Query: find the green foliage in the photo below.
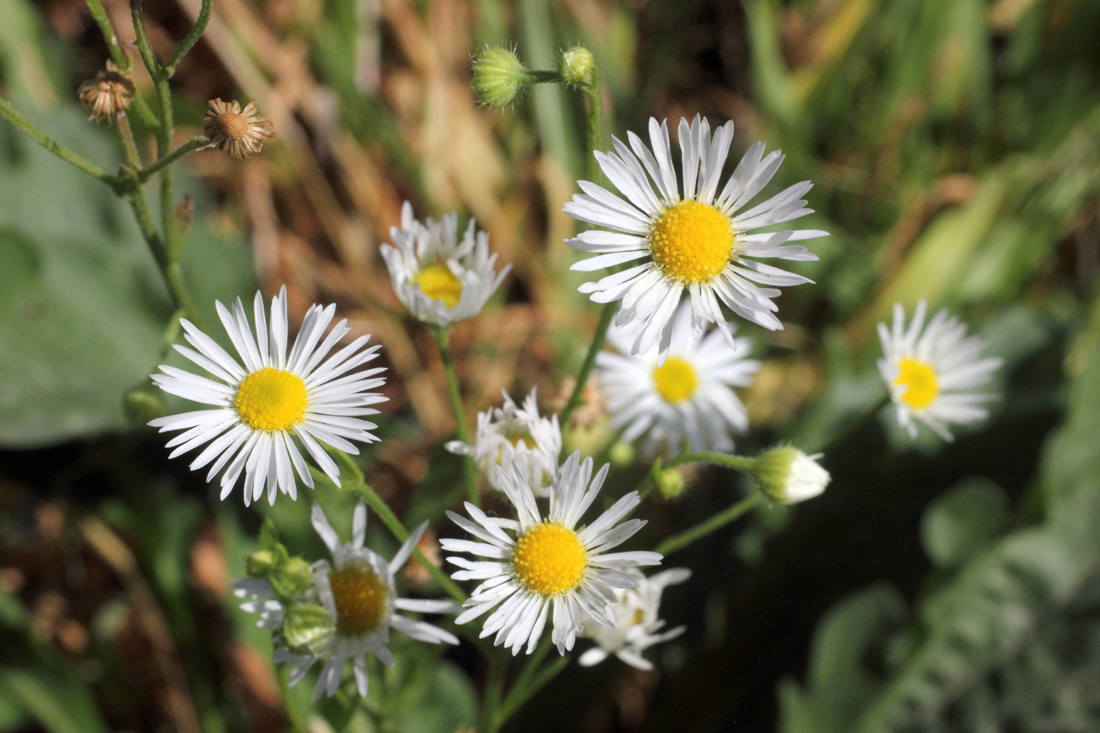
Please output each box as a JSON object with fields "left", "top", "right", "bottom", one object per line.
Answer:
{"left": 920, "top": 479, "right": 1008, "bottom": 569}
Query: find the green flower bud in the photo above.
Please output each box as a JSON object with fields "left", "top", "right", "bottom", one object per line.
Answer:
{"left": 609, "top": 441, "right": 635, "bottom": 467}
{"left": 124, "top": 384, "right": 166, "bottom": 424}
{"left": 282, "top": 602, "right": 335, "bottom": 656}
{"left": 752, "top": 446, "right": 830, "bottom": 504}
{"left": 558, "top": 46, "right": 595, "bottom": 86}
{"left": 472, "top": 46, "right": 529, "bottom": 108}
{"left": 246, "top": 550, "right": 276, "bottom": 576}
{"left": 656, "top": 467, "right": 686, "bottom": 499}
{"left": 270, "top": 556, "right": 314, "bottom": 600}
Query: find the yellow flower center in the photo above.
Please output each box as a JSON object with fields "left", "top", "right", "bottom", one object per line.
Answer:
{"left": 234, "top": 367, "right": 308, "bottom": 431}
{"left": 652, "top": 356, "right": 699, "bottom": 404}
{"left": 512, "top": 522, "right": 587, "bottom": 597}
{"left": 894, "top": 357, "right": 940, "bottom": 410}
{"left": 496, "top": 431, "right": 535, "bottom": 465}
{"left": 412, "top": 263, "right": 463, "bottom": 308}
{"left": 649, "top": 200, "right": 734, "bottom": 284}
{"left": 327, "top": 566, "right": 389, "bottom": 635}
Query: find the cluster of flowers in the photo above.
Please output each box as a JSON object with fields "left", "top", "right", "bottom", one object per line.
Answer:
{"left": 148, "top": 117, "right": 1000, "bottom": 699}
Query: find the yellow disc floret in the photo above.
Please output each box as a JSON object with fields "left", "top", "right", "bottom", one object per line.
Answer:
{"left": 894, "top": 357, "right": 939, "bottom": 410}
{"left": 412, "top": 263, "right": 463, "bottom": 308}
{"left": 234, "top": 367, "right": 308, "bottom": 431}
{"left": 512, "top": 522, "right": 587, "bottom": 597}
{"left": 652, "top": 356, "right": 699, "bottom": 404}
{"left": 649, "top": 200, "right": 735, "bottom": 284}
{"left": 496, "top": 431, "right": 535, "bottom": 465}
{"left": 327, "top": 566, "right": 389, "bottom": 635}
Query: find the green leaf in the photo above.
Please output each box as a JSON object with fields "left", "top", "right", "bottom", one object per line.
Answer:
{"left": 921, "top": 478, "right": 1008, "bottom": 568}
{"left": 0, "top": 668, "right": 108, "bottom": 733}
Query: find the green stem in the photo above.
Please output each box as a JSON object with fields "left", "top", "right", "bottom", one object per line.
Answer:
{"left": 638, "top": 451, "right": 757, "bottom": 501}
{"left": 581, "top": 71, "right": 603, "bottom": 184}
{"left": 129, "top": 0, "right": 161, "bottom": 79}
{"left": 278, "top": 667, "right": 309, "bottom": 733}
{"left": 84, "top": 0, "right": 127, "bottom": 69}
{"left": 654, "top": 492, "right": 764, "bottom": 557}
{"left": 138, "top": 136, "right": 208, "bottom": 182}
{"left": 812, "top": 393, "right": 891, "bottom": 454}
{"left": 525, "top": 69, "right": 566, "bottom": 85}
{"left": 495, "top": 654, "right": 569, "bottom": 728}
{"left": 477, "top": 653, "right": 508, "bottom": 733}
{"left": 165, "top": 0, "right": 213, "bottom": 75}
{"left": 560, "top": 301, "right": 615, "bottom": 427}
{"left": 0, "top": 97, "right": 120, "bottom": 190}
{"left": 115, "top": 112, "right": 144, "bottom": 171}
{"left": 432, "top": 326, "right": 481, "bottom": 508}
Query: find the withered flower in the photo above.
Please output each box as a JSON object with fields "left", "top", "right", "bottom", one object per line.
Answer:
{"left": 77, "top": 62, "right": 134, "bottom": 123}
{"left": 203, "top": 99, "right": 275, "bottom": 159}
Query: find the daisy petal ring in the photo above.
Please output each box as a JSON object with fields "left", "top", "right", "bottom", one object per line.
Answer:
{"left": 149, "top": 287, "right": 387, "bottom": 505}
{"left": 564, "top": 115, "right": 827, "bottom": 361}
{"left": 441, "top": 451, "right": 662, "bottom": 655}
{"left": 877, "top": 300, "right": 1002, "bottom": 441}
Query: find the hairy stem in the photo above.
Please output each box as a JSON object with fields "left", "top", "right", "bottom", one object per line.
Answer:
{"left": 165, "top": 0, "right": 213, "bottom": 74}
{"left": 0, "top": 97, "right": 119, "bottom": 190}
{"left": 138, "top": 136, "right": 208, "bottom": 182}
{"left": 654, "top": 492, "right": 764, "bottom": 556}
{"left": 560, "top": 301, "right": 615, "bottom": 427}
{"left": 432, "top": 326, "right": 481, "bottom": 508}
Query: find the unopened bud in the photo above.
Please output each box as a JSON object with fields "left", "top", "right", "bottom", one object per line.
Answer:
{"left": 753, "top": 446, "right": 830, "bottom": 504}
{"left": 282, "top": 602, "right": 335, "bottom": 656}
{"left": 656, "top": 467, "right": 686, "bottom": 499}
{"left": 126, "top": 384, "right": 167, "bottom": 424}
{"left": 270, "top": 556, "right": 314, "bottom": 600}
{"left": 558, "top": 46, "right": 595, "bottom": 86}
{"left": 471, "top": 46, "right": 530, "bottom": 108}
{"left": 246, "top": 550, "right": 276, "bottom": 576}
{"left": 609, "top": 441, "right": 635, "bottom": 467}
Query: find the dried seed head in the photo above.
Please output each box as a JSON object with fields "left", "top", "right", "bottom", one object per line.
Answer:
{"left": 203, "top": 99, "right": 275, "bottom": 159}
{"left": 77, "top": 62, "right": 134, "bottom": 123}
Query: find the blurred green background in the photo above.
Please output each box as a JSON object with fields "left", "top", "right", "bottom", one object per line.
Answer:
{"left": 2, "top": 0, "right": 1100, "bottom": 730}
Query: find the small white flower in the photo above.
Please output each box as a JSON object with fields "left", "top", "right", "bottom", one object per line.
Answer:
{"left": 233, "top": 502, "right": 459, "bottom": 702}
{"left": 445, "top": 388, "right": 562, "bottom": 496}
{"left": 381, "top": 201, "right": 511, "bottom": 326}
{"left": 564, "top": 115, "right": 827, "bottom": 363}
{"left": 753, "top": 446, "right": 830, "bottom": 504}
{"left": 597, "top": 301, "right": 759, "bottom": 460}
{"left": 149, "top": 287, "right": 386, "bottom": 506}
{"left": 578, "top": 568, "right": 691, "bottom": 671}
{"left": 877, "top": 300, "right": 1002, "bottom": 441}
{"left": 441, "top": 451, "right": 662, "bottom": 656}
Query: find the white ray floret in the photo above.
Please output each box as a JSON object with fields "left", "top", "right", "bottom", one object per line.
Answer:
{"left": 445, "top": 388, "right": 562, "bottom": 496}
{"left": 381, "top": 201, "right": 511, "bottom": 326}
{"left": 564, "top": 115, "right": 827, "bottom": 363}
{"left": 149, "top": 286, "right": 387, "bottom": 505}
{"left": 578, "top": 567, "right": 691, "bottom": 671}
{"left": 597, "top": 301, "right": 759, "bottom": 459}
{"left": 442, "top": 451, "right": 662, "bottom": 656}
{"left": 233, "top": 501, "right": 458, "bottom": 701}
{"left": 877, "top": 300, "right": 1002, "bottom": 441}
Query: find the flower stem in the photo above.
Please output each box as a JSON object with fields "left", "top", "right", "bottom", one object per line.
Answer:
{"left": 116, "top": 112, "right": 144, "bottom": 170}
{"left": 560, "top": 301, "right": 616, "bottom": 427}
{"left": 580, "top": 69, "right": 603, "bottom": 184}
{"left": 165, "top": 0, "right": 213, "bottom": 75}
{"left": 84, "top": 0, "right": 128, "bottom": 70}
{"left": 477, "top": 652, "right": 508, "bottom": 733}
{"left": 654, "top": 492, "right": 764, "bottom": 557}
{"left": 0, "top": 97, "right": 120, "bottom": 191}
{"left": 138, "top": 136, "right": 208, "bottom": 182}
{"left": 811, "top": 393, "right": 891, "bottom": 454}
{"left": 494, "top": 653, "right": 569, "bottom": 728}
{"left": 278, "top": 667, "right": 309, "bottom": 733}
{"left": 432, "top": 326, "right": 481, "bottom": 508}
{"left": 637, "top": 451, "right": 757, "bottom": 501}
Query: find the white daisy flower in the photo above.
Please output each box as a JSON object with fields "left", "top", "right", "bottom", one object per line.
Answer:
{"left": 233, "top": 502, "right": 459, "bottom": 701}
{"left": 578, "top": 567, "right": 691, "bottom": 671}
{"left": 381, "top": 201, "right": 511, "bottom": 327}
{"left": 597, "top": 301, "right": 759, "bottom": 460}
{"left": 877, "top": 300, "right": 1002, "bottom": 441}
{"left": 148, "top": 286, "right": 387, "bottom": 506}
{"left": 441, "top": 451, "right": 662, "bottom": 656}
{"left": 445, "top": 388, "right": 562, "bottom": 496}
{"left": 564, "top": 115, "right": 827, "bottom": 362}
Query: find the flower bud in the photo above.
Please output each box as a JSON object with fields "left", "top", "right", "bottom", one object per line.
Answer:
{"left": 125, "top": 384, "right": 166, "bottom": 424}
{"left": 608, "top": 441, "right": 635, "bottom": 467}
{"left": 656, "top": 467, "right": 686, "bottom": 499}
{"left": 558, "top": 46, "right": 595, "bottom": 86}
{"left": 282, "top": 602, "right": 335, "bottom": 656}
{"left": 245, "top": 550, "right": 276, "bottom": 576}
{"left": 269, "top": 556, "right": 314, "bottom": 600}
{"left": 752, "top": 446, "right": 830, "bottom": 504}
{"left": 471, "top": 46, "right": 529, "bottom": 108}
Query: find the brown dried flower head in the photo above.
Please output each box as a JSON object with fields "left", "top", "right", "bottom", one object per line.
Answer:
{"left": 203, "top": 99, "right": 275, "bottom": 159}
{"left": 77, "top": 62, "right": 134, "bottom": 123}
